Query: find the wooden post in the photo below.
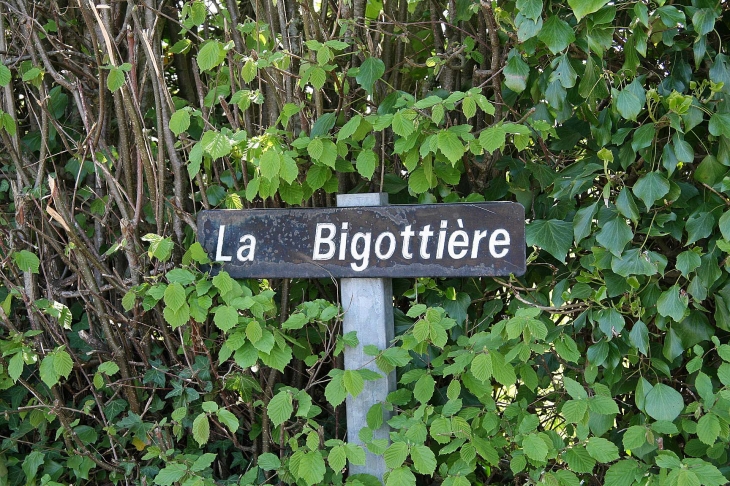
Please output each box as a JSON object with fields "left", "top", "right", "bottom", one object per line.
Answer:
{"left": 337, "top": 193, "right": 395, "bottom": 482}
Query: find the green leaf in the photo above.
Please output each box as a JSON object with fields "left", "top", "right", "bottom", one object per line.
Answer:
{"left": 169, "top": 109, "right": 191, "bottom": 136}
{"left": 356, "top": 149, "right": 377, "bottom": 179}
{"left": 307, "top": 138, "right": 323, "bottom": 161}
{"left": 657, "top": 285, "right": 688, "bottom": 321}
{"left": 564, "top": 446, "right": 596, "bottom": 473}
{"left": 538, "top": 16, "right": 575, "bottom": 54}
{"left": 413, "top": 373, "right": 435, "bottom": 403}
{"left": 8, "top": 353, "right": 23, "bottom": 382}
{"left": 709, "top": 113, "right": 730, "bottom": 138}
{"left": 213, "top": 305, "right": 239, "bottom": 332}
{"left": 392, "top": 111, "right": 415, "bottom": 138}
{"left": 596, "top": 218, "right": 633, "bottom": 257}
{"left": 633, "top": 172, "right": 670, "bottom": 210}
{"left": 676, "top": 250, "right": 702, "bottom": 277}
{"left": 471, "top": 353, "right": 492, "bottom": 383}
{"left": 562, "top": 399, "right": 588, "bottom": 423}
{"left": 164, "top": 282, "right": 186, "bottom": 311}
{"left": 325, "top": 373, "right": 347, "bottom": 407}
{"left": 693, "top": 8, "right": 717, "bottom": 36}
{"left": 260, "top": 149, "right": 281, "bottom": 180}
{"left": 268, "top": 390, "right": 293, "bottom": 427}
{"left": 384, "top": 442, "right": 409, "bottom": 469}
{"left": 258, "top": 452, "right": 281, "bottom": 471}
{"left": 190, "top": 453, "right": 216, "bottom": 473}
{"left": 718, "top": 210, "right": 730, "bottom": 240}
{"left": 479, "top": 125, "right": 507, "bottom": 154}
{"left": 604, "top": 460, "right": 639, "bottom": 486}
{"left": 526, "top": 219, "right": 573, "bottom": 262}
{"left": 586, "top": 437, "right": 620, "bottom": 463}
{"left": 686, "top": 212, "right": 714, "bottom": 244}
{"left": 563, "top": 377, "right": 587, "bottom": 400}
{"left": 523, "top": 433, "right": 548, "bottom": 462}
{"left": 490, "top": 351, "right": 516, "bottom": 386}
{"left": 356, "top": 57, "right": 385, "bottom": 95}
{"left": 0, "top": 64, "right": 11, "bottom": 87}
{"left": 573, "top": 202, "right": 598, "bottom": 243}
{"left": 53, "top": 349, "right": 73, "bottom": 381}
{"left": 14, "top": 250, "right": 40, "bottom": 274}
{"left": 98, "top": 361, "right": 120, "bottom": 376}
{"left": 241, "top": 59, "right": 257, "bottom": 83}
{"left": 568, "top": 0, "right": 609, "bottom": 21}
{"left": 343, "top": 369, "right": 365, "bottom": 397}
{"left": 192, "top": 412, "right": 210, "bottom": 446}
{"left": 589, "top": 395, "right": 619, "bottom": 415}
{"left": 697, "top": 413, "right": 720, "bottom": 445}
{"left": 245, "top": 320, "right": 262, "bottom": 343}
{"left": 410, "top": 444, "right": 436, "bottom": 474}
{"left": 216, "top": 408, "right": 239, "bottom": 434}
{"left": 629, "top": 321, "right": 649, "bottom": 355}
{"left": 615, "top": 88, "right": 642, "bottom": 121}
{"left": 385, "top": 466, "right": 416, "bottom": 486}
{"left": 154, "top": 463, "right": 188, "bottom": 486}
{"left": 462, "top": 96, "right": 477, "bottom": 119}
{"left": 307, "top": 165, "right": 331, "bottom": 190}
{"left": 623, "top": 426, "right": 647, "bottom": 450}
{"left": 616, "top": 187, "right": 640, "bottom": 222}
{"left": 504, "top": 55, "right": 530, "bottom": 93}
{"left": 645, "top": 383, "right": 684, "bottom": 422}
{"left": 197, "top": 41, "right": 222, "bottom": 71}
{"left": 517, "top": 0, "right": 542, "bottom": 19}
{"left": 438, "top": 130, "right": 465, "bottom": 165}
{"left": 201, "top": 130, "right": 231, "bottom": 159}
{"left": 296, "top": 451, "right": 326, "bottom": 486}
{"left": 39, "top": 354, "right": 60, "bottom": 388}
{"left": 107, "top": 67, "right": 125, "bottom": 92}
{"left": 337, "top": 115, "right": 362, "bottom": 142}
{"left": 328, "top": 445, "right": 347, "bottom": 472}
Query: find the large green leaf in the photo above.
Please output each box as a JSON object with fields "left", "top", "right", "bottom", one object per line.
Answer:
{"left": 14, "top": 250, "right": 40, "bottom": 274}
{"left": 523, "top": 433, "right": 548, "bottom": 461}
{"left": 644, "top": 383, "right": 684, "bottom": 422}
{"left": 596, "top": 218, "right": 633, "bottom": 257}
{"left": 526, "top": 219, "right": 573, "bottom": 262}
{"left": 192, "top": 413, "right": 210, "bottom": 445}
{"left": 154, "top": 463, "right": 188, "bottom": 486}
{"left": 568, "top": 0, "right": 609, "bottom": 21}
{"left": 538, "top": 16, "right": 575, "bottom": 54}
{"left": 384, "top": 442, "right": 409, "bottom": 469}
{"left": 604, "top": 460, "right": 640, "bottom": 486}
{"left": 197, "top": 41, "right": 223, "bottom": 71}
{"left": 385, "top": 466, "right": 417, "bottom": 486}
{"left": 504, "top": 55, "right": 530, "bottom": 93}
{"left": 657, "top": 285, "right": 688, "bottom": 321}
{"left": 356, "top": 57, "right": 385, "bottom": 95}
{"left": 410, "top": 444, "right": 436, "bottom": 474}
{"left": 438, "top": 130, "right": 465, "bottom": 165}
{"left": 267, "top": 390, "right": 293, "bottom": 427}
{"left": 632, "top": 172, "right": 670, "bottom": 210}
{"left": 201, "top": 131, "right": 231, "bottom": 159}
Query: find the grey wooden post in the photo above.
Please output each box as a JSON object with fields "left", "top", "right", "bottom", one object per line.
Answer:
{"left": 337, "top": 193, "right": 395, "bottom": 482}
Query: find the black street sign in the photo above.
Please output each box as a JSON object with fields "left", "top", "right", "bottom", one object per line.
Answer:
{"left": 197, "top": 202, "right": 526, "bottom": 278}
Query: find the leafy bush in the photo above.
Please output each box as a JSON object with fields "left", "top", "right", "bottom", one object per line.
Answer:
{"left": 0, "top": 0, "right": 730, "bottom": 485}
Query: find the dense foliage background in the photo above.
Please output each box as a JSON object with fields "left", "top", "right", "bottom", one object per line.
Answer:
{"left": 1, "top": 0, "right": 730, "bottom": 484}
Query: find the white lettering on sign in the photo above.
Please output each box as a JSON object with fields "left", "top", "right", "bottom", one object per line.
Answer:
{"left": 216, "top": 225, "right": 233, "bottom": 262}
{"left": 308, "top": 218, "right": 511, "bottom": 272}
{"left": 212, "top": 217, "right": 514, "bottom": 271}
{"left": 214, "top": 225, "right": 257, "bottom": 262}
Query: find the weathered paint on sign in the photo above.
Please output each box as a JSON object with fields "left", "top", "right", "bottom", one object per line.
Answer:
{"left": 197, "top": 202, "right": 525, "bottom": 278}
